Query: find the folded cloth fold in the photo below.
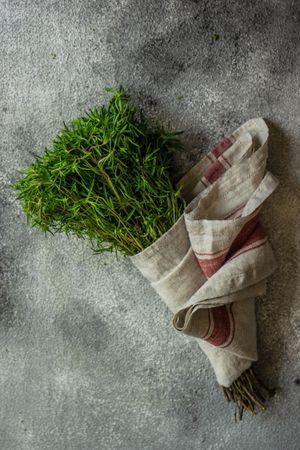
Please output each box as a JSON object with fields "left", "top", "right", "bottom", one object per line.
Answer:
{"left": 131, "top": 118, "right": 278, "bottom": 387}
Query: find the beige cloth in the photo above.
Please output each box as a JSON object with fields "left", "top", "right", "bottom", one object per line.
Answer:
{"left": 131, "top": 118, "right": 277, "bottom": 387}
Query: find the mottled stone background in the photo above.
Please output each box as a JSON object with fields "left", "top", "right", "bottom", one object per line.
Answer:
{"left": 0, "top": 0, "right": 299, "bottom": 449}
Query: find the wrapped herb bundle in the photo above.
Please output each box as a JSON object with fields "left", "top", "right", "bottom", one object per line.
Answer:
{"left": 16, "top": 89, "right": 277, "bottom": 419}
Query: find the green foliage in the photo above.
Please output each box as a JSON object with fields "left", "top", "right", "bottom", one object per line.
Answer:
{"left": 15, "top": 88, "right": 183, "bottom": 256}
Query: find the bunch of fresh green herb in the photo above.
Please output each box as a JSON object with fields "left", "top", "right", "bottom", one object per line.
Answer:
{"left": 15, "top": 88, "right": 183, "bottom": 255}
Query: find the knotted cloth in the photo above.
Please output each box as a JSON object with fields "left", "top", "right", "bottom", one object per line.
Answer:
{"left": 131, "top": 118, "right": 277, "bottom": 387}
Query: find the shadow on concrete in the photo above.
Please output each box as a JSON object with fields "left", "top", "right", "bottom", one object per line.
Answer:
{"left": 255, "top": 119, "right": 300, "bottom": 393}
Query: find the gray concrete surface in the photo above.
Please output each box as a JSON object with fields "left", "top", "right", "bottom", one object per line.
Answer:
{"left": 0, "top": 0, "right": 300, "bottom": 449}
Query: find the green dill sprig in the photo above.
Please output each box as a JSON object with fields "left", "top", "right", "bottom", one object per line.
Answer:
{"left": 15, "top": 87, "right": 183, "bottom": 256}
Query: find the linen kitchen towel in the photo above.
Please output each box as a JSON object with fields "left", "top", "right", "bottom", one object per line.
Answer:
{"left": 131, "top": 118, "right": 278, "bottom": 388}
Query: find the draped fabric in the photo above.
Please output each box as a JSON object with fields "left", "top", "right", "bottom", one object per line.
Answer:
{"left": 131, "top": 119, "right": 277, "bottom": 387}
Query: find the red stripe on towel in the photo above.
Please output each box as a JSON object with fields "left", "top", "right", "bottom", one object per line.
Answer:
{"left": 205, "top": 304, "right": 235, "bottom": 347}
{"left": 211, "top": 137, "right": 234, "bottom": 158}
{"left": 204, "top": 160, "right": 227, "bottom": 184}
{"left": 197, "top": 253, "right": 228, "bottom": 278}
